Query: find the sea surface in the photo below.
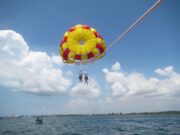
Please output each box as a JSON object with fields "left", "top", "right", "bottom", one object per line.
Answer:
{"left": 0, "top": 114, "right": 180, "bottom": 135}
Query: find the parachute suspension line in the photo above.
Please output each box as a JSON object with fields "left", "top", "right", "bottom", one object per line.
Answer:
{"left": 93, "top": 0, "right": 163, "bottom": 62}
{"left": 78, "top": 64, "right": 88, "bottom": 73}
{"left": 84, "top": 64, "right": 88, "bottom": 72}
{"left": 78, "top": 64, "right": 81, "bottom": 75}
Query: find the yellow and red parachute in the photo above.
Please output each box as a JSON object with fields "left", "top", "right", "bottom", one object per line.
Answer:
{"left": 59, "top": 24, "right": 106, "bottom": 64}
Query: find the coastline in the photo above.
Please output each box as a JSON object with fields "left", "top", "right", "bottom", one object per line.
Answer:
{"left": 1, "top": 111, "right": 180, "bottom": 118}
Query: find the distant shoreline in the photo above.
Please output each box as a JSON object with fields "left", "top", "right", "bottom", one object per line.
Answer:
{"left": 107, "top": 111, "right": 180, "bottom": 115}
{"left": 1, "top": 111, "right": 180, "bottom": 118}
{"left": 55, "top": 111, "right": 180, "bottom": 116}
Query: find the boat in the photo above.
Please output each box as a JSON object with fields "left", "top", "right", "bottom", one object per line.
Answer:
{"left": 35, "top": 116, "right": 43, "bottom": 124}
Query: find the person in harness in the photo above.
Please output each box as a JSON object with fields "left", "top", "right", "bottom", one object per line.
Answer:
{"left": 84, "top": 73, "right": 88, "bottom": 85}
{"left": 78, "top": 72, "right": 83, "bottom": 83}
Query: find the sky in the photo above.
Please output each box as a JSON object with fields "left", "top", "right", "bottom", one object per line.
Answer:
{"left": 0, "top": 0, "right": 180, "bottom": 116}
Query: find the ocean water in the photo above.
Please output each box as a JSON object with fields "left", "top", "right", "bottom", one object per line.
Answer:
{"left": 0, "top": 114, "right": 180, "bottom": 135}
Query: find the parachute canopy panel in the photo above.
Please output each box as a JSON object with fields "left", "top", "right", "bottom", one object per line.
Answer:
{"left": 59, "top": 24, "right": 106, "bottom": 64}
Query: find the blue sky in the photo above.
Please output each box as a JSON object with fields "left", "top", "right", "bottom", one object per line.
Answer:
{"left": 0, "top": 0, "right": 180, "bottom": 116}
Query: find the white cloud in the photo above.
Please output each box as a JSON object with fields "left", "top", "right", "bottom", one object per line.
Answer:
{"left": 0, "top": 30, "right": 29, "bottom": 60}
{"left": 65, "top": 63, "right": 180, "bottom": 114}
{"left": 103, "top": 62, "right": 180, "bottom": 97}
{"left": 111, "top": 62, "right": 121, "bottom": 71}
{"left": 71, "top": 79, "right": 100, "bottom": 97}
{"left": 0, "top": 30, "right": 72, "bottom": 95}
{"left": 111, "top": 82, "right": 126, "bottom": 96}
{"left": 155, "top": 66, "right": 177, "bottom": 77}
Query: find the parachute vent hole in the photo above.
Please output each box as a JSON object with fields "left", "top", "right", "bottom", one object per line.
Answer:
{"left": 79, "top": 39, "right": 85, "bottom": 45}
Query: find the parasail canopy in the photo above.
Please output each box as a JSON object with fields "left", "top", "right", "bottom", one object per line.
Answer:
{"left": 60, "top": 24, "right": 106, "bottom": 65}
